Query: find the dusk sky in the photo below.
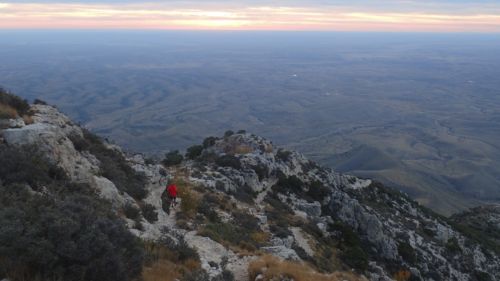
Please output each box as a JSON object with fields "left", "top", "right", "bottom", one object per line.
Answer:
{"left": 1, "top": 1, "right": 500, "bottom": 32}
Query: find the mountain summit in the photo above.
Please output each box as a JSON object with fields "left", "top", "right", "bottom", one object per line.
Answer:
{"left": 1, "top": 93, "right": 499, "bottom": 281}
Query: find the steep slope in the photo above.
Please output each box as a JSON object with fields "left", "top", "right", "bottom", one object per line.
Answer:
{"left": 1, "top": 99, "right": 499, "bottom": 281}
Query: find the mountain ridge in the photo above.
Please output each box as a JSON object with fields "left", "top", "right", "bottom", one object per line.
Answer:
{"left": 1, "top": 95, "right": 499, "bottom": 281}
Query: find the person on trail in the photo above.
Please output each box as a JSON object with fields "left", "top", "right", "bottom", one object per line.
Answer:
{"left": 167, "top": 183, "right": 178, "bottom": 207}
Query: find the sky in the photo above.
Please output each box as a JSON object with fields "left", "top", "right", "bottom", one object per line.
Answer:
{"left": 0, "top": 1, "right": 500, "bottom": 32}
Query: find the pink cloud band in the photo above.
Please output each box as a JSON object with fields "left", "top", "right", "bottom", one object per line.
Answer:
{"left": 0, "top": 2, "right": 499, "bottom": 32}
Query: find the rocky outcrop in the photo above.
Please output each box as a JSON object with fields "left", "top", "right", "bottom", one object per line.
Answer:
{"left": 3, "top": 104, "right": 499, "bottom": 281}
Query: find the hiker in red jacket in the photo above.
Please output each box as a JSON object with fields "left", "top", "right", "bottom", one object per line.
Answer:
{"left": 167, "top": 183, "right": 178, "bottom": 207}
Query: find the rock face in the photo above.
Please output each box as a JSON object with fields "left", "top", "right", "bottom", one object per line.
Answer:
{"left": 2, "top": 105, "right": 500, "bottom": 281}
{"left": 183, "top": 133, "right": 500, "bottom": 281}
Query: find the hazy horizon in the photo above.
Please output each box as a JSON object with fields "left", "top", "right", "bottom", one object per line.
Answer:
{"left": 1, "top": 0, "right": 500, "bottom": 32}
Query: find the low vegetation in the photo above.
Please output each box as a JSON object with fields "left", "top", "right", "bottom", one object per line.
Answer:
{"left": 142, "top": 234, "right": 201, "bottom": 281}
{"left": 162, "top": 150, "right": 184, "bottom": 166}
{"left": 330, "top": 222, "right": 369, "bottom": 272}
{"left": 0, "top": 144, "right": 144, "bottom": 281}
{"left": 248, "top": 255, "right": 366, "bottom": 281}
{"left": 0, "top": 88, "right": 31, "bottom": 119}
{"left": 186, "top": 145, "right": 204, "bottom": 160}
{"left": 69, "top": 129, "right": 148, "bottom": 200}
{"left": 215, "top": 154, "right": 242, "bottom": 170}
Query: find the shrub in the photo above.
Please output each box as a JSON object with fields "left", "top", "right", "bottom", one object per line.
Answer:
{"left": 143, "top": 234, "right": 201, "bottom": 281}
{"left": 398, "top": 242, "right": 416, "bottom": 264}
{"left": 0, "top": 104, "right": 17, "bottom": 119}
{"left": 212, "top": 270, "right": 235, "bottom": 281}
{"left": 224, "top": 130, "right": 234, "bottom": 137}
{"left": 141, "top": 203, "right": 158, "bottom": 223}
{"left": 230, "top": 144, "right": 253, "bottom": 155}
{"left": 215, "top": 155, "right": 241, "bottom": 170}
{"left": 273, "top": 174, "right": 304, "bottom": 194}
{"left": 124, "top": 203, "right": 141, "bottom": 220}
{"left": 186, "top": 145, "right": 204, "bottom": 160}
{"left": 202, "top": 136, "right": 217, "bottom": 148}
{"left": 307, "top": 181, "right": 330, "bottom": 201}
{"left": 69, "top": 131, "right": 148, "bottom": 200}
{"left": 276, "top": 149, "right": 292, "bottom": 162}
{"left": 233, "top": 210, "right": 260, "bottom": 231}
{"left": 197, "top": 196, "right": 220, "bottom": 223}
{"left": 394, "top": 270, "right": 412, "bottom": 281}
{"left": 248, "top": 255, "right": 363, "bottom": 281}
{"left": 0, "top": 88, "right": 30, "bottom": 117}
{"left": 159, "top": 234, "right": 200, "bottom": 263}
{"left": 342, "top": 246, "right": 368, "bottom": 272}
{"left": 200, "top": 222, "right": 243, "bottom": 246}
{"left": 270, "top": 224, "right": 292, "bottom": 238}
{"left": 231, "top": 184, "right": 256, "bottom": 204}
{"left": 0, "top": 144, "right": 66, "bottom": 188}
{"left": 162, "top": 150, "right": 184, "bottom": 166}
{"left": 0, "top": 185, "right": 144, "bottom": 281}
{"left": 252, "top": 164, "right": 269, "bottom": 181}
{"left": 330, "top": 222, "right": 368, "bottom": 272}
{"left": 33, "top": 99, "right": 48, "bottom": 105}
{"left": 445, "top": 237, "right": 461, "bottom": 254}
{"left": 474, "top": 270, "right": 492, "bottom": 281}
{"left": 175, "top": 179, "right": 200, "bottom": 219}
{"left": 182, "top": 269, "right": 210, "bottom": 281}
{"left": 199, "top": 218, "right": 266, "bottom": 250}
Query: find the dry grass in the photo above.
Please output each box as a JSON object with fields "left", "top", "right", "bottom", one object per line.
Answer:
{"left": 22, "top": 114, "right": 34, "bottom": 125}
{"left": 142, "top": 260, "right": 183, "bottom": 281}
{"left": 264, "top": 143, "right": 274, "bottom": 153}
{"left": 248, "top": 255, "right": 367, "bottom": 281}
{"left": 176, "top": 178, "right": 201, "bottom": 219}
{"left": 393, "top": 270, "right": 412, "bottom": 281}
{"left": 0, "top": 104, "right": 18, "bottom": 119}
{"left": 233, "top": 144, "right": 254, "bottom": 154}
{"left": 251, "top": 231, "right": 271, "bottom": 244}
{"left": 142, "top": 241, "right": 200, "bottom": 281}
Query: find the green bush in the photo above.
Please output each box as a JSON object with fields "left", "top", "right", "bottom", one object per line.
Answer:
{"left": 0, "top": 145, "right": 144, "bottom": 281}
{"left": 474, "top": 270, "right": 492, "bottom": 281}
{"left": 273, "top": 174, "right": 304, "bottom": 194}
{"left": 252, "top": 164, "right": 269, "bottom": 181}
{"left": 224, "top": 130, "right": 234, "bottom": 137}
{"left": 275, "top": 149, "right": 292, "bottom": 162}
{"left": 398, "top": 242, "right": 417, "bottom": 264}
{"left": 159, "top": 233, "right": 200, "bottom": 263}
{"left": 141, "top": 203, "right": 158, "bottom": 223}
{"left": 123, "top": 203, "right": 141, "bottom": 220}
{"left": 202, "top": 136, "right": 217, "bottom": 148}
{"left": 342, "top": 246, "right": 368, "bottom": 272}
{"left": 69, "top": 131, "right": 148, "bottom": 200}
{"left": 215, "top": 155, "right": 241, "bottom": 170}
{"left": 0, "top": 144, "right": 66, "bottom": 188}
{"left": 162, "top": 150, "right": 184, "bottom": 166}
{"left": 0, "top": 88, "right": 31, "bottom": 117}
{"left": 186, "top": 145, "right": 204, "bottom": 160}
{"left": 182, "top": 269, "right": 210, "bottom": 281}
{"left": 33, "top": 98, "right": 48, "bottom": 105}
{"left": 307, "top": 181, "right": 330, "bottom": 201}
{"left": 445, "top": 237, "right": 461, "bottom": 254}
{"left": 330, "top": 221, "right": 368, "bottom": 272}
{"left": 213, "top": 270, "right": 235, "bottom": 281}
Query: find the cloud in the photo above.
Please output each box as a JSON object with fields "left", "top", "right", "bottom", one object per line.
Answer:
{"left": 0, "top": 1, "right": 499, "bottom": 31}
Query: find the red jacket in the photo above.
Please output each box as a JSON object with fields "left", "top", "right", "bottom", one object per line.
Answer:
{"left": 167, "top": 184, "right": 177, "bottom": 197}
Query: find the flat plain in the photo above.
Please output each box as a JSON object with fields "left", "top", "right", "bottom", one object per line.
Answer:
{"left": 1, "top": 31, "right": 499, "bottom": 215}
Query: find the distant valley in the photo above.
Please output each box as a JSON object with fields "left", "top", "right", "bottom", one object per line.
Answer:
{"left": 1, "top": 31, "right": 499, "bottom": 215}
